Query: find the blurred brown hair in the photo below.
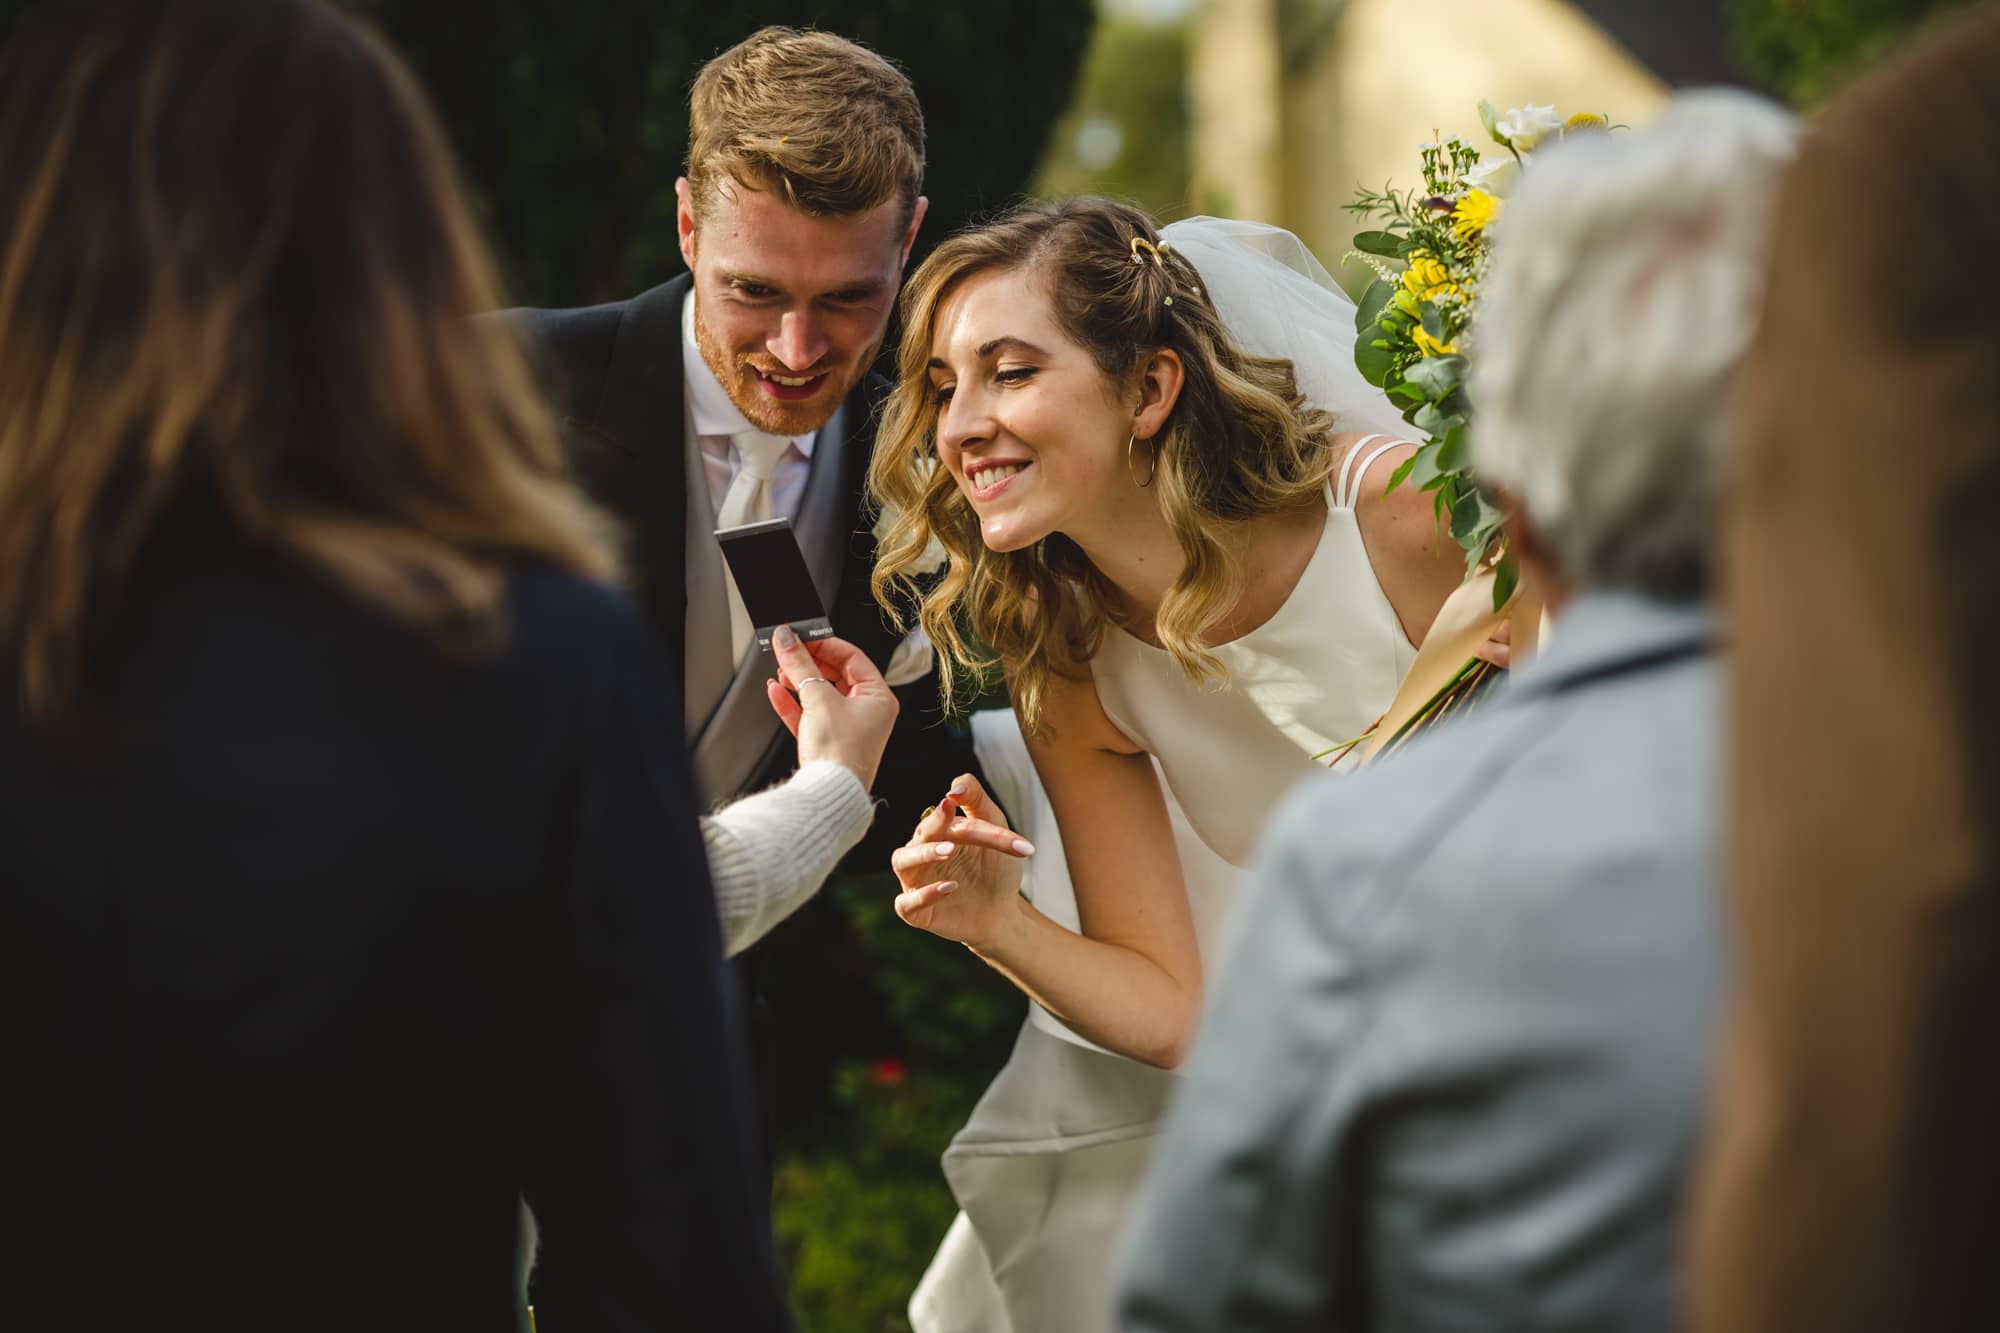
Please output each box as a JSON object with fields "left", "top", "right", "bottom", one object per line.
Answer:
{"left": 870, "top": 197, "right": 1336, "bottom": 732}
{"left": 686, "top": 25, "right": 925, "bottom": 227}
{"left": 0, "top": 0, "right": 613, "bottom": 734}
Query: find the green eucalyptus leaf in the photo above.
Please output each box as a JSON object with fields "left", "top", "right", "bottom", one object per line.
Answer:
{"left": 1355, "top": 339, "right": 1397, "bottom": 387}
{"left": 1383, "top": 453, "right": 1416, "bottom": 494}
{"left": 1434, "top": 422, "right": 1471, "bottom": 471}
{"left": 1355, "top": 278, "right": 1395, "bottom": 332}
{"left": 1449, "top": 484, "right": 1497, "bottom": 543}
{"left": 1354, "top": 230, "right": 1404, "bottom": 258}
{"left": 1403, "top": 354, "right": 1466, "bottom": 400}
{"left": 1387, "top": 381, "right": 1427, "bottom": 403}
{"left": 1413, "top": 402, "right": 1452, "bottom": 439}
{"left": 1406, "top": 439, "right": 1445, "bottom": 489}
{"left": 1492, "top": 550, "right": 1520, "bottom": 609}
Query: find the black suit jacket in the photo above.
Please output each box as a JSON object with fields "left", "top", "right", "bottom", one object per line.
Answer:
{"left": 0, "top": 517, "right": 793, "bottom": 1333}
{"left": 513, "top": 273, "right": 978, "bottom": 862}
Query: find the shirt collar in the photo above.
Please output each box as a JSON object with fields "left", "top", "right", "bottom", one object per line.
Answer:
{"left": 1501, "top": 588, "right": 1716, "bottom": 706}
{"left": 681, "top": 288, "right": 817, "bottom": 457}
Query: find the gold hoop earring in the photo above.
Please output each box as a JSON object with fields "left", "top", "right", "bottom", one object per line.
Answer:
{"left": 1127, "top": 434, "right": 1157, "bottom": 488}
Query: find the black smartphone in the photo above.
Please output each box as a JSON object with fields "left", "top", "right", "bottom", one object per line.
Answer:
{"left": 715, "top": 516, "right": 834, "bottom": 652}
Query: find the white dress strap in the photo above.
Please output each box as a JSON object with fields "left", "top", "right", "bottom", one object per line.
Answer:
{"left": 1333, "top": 434, "right": 1414, "bottom": 511}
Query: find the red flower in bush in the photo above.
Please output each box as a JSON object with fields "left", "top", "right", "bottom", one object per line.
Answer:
{"left": 869, "top": 1057, "right": 908, "bottom": 1087}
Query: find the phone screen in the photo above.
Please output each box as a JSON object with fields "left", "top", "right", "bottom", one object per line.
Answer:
{"left": 715, "top": 518, "right": 832, "bottom": 646}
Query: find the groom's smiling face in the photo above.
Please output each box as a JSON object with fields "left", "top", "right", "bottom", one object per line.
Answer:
{"left": 678, "top": 176, "right": 926, "bottom": 437}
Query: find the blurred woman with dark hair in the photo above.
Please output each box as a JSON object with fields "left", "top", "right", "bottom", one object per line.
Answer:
{"left": 0, "top": 2, "right": 792, "bottom": 1329}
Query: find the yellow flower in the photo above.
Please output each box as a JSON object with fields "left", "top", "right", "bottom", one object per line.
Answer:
{"left": 1402, "top": 250, "right": 1449, "bottom": 293}
{"left": 1453, "top": 188, "right": 1502, "bottom": 241}
{"left": 1565, "top": 112, "right": 1609, "bottom": 133}
{"left": 1413, "top": 326, "right": 1458, "bottom": 358}
{"left": 1401, "top": 250, "right": 1462, "bottom": 305}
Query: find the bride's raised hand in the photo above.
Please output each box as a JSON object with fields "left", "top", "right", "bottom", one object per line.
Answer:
{"left": 889, "top": 773, "right": 1035, "bottom": 952}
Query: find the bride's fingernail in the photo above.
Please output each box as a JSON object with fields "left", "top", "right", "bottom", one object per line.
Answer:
{"left": 948, "top": 778, "right": 970, "bottom": 796}
{"left": 934, "top": 842, "right": 955, "bottom": 858}
{"left": 1011, "top": 837, "right": 1036, "bottom": 856}
{"left": 936, "top": 881, "right": 959, "bottom": 896}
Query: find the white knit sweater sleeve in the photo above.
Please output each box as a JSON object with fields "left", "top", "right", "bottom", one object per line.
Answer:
{"left": 701, "top": 760, "right": 876, "bottom": 957}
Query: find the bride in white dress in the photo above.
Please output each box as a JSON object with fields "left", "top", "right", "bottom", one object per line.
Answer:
{"left": 867, "top": 201, "right": 1496, "bottom": 1332}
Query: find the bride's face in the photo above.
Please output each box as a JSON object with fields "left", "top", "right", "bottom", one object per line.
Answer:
{"left": 926, "top": 267, "right": 1138, "bottom": 553}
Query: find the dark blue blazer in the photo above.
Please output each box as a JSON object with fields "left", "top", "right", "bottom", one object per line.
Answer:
{"left": 0, "top": 518, "right": 793, "bottom": 1333}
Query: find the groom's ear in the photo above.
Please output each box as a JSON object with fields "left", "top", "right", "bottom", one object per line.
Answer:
{"left": 898, "top": 196, "right": 929, "bottom": 270}
{"left": 676, "top": 178, "right": 699, "bottom": 271}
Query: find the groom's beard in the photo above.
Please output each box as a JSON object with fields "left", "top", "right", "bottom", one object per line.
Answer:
{"left": 694, "top": 304, "right": 878, "bottom": 438}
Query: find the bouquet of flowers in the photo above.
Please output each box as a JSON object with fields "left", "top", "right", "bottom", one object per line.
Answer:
{"left": 1333, "top": 102, "right": 1607, "bottom": 758}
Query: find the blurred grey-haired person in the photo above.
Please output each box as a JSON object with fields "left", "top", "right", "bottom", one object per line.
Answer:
{"left": 1114, "top": 89, "right": 1796, "bottom": 1333}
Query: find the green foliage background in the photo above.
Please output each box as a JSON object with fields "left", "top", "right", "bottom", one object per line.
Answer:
{"left": 1731, "top": 0, "right": 1978, "bottom": 102}
{"left": 328, "top": 0, "right": 1092, "bottom": 305}
{"left": 1034, "top": 8, "right": 1191, "bottom": 215}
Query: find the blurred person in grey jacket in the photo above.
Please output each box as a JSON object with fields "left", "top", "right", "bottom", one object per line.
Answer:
{"left": 1114, "top": 89, "right": 1796, "bottom": 1333}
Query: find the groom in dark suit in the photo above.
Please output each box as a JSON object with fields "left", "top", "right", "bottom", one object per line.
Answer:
{"left": 509, "top": 32, "right": 978, "bottom": 1187}
{"left": 517, "top": 26, "right": 969, "bottom": 855}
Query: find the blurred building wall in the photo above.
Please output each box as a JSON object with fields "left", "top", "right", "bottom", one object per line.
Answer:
{"left": 1187, "top": 0, "right": 1283, "bottom": 219}
{"left": 1188, "top": 0, "right": 1667, "bottom": 282}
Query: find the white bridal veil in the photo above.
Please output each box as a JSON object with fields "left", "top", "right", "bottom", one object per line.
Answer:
{"left": 1157, "top": 215, "right": 1413, "bottom": 442}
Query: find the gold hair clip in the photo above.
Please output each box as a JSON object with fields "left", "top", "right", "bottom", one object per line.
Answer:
{"left": 1131, "top": 236, "right": 1194, "bottom": 307}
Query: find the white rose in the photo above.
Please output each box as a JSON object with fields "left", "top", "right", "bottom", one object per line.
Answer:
{"left": 1465, "top": 155, "right": 1521, "bottom": 197}
{"left": 872, "top": 498, "right": 949, "bottom": 576}
{"left": 1495, "top": 104, "right": 1562, "bottom": 153}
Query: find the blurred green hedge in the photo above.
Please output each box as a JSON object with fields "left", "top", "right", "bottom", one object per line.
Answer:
{"left": 764, "top": 873, "right": 1023, "bottom": 1332}
{"left": 1731, "top": 0, "right": 1977, "bottom": 102}
{"left": 339, "top": 0, "right": 1094, "bottom": 305}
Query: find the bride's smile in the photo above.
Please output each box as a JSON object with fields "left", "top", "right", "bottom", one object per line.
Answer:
{"left": 963, "top": 457, "right": 1033, "bottom": 499}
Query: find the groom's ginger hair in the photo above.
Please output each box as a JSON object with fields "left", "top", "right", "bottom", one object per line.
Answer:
{"left": 687, "top": 26, "right": 925, "bottom": 226}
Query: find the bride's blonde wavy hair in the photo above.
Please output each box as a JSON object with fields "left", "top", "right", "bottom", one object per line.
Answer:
{"left": 870, "top": 197, "right": 1338, "bottom": 733}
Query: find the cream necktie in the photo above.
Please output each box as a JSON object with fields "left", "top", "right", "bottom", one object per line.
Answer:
{"left": 716, "top": 429, "right": 793, "bottom": 664}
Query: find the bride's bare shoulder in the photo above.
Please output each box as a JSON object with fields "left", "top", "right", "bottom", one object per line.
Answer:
{"left": 1032, "top": 659, "right": 1144, "bottom": 757}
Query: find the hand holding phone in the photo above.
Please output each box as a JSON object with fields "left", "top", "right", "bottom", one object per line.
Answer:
{"left": 765, "top": 626, "right": 900, "bottom": 790}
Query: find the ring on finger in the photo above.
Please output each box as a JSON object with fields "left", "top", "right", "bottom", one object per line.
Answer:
{"left": 795, "top": 676, "right": 832, "bottom": 690}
